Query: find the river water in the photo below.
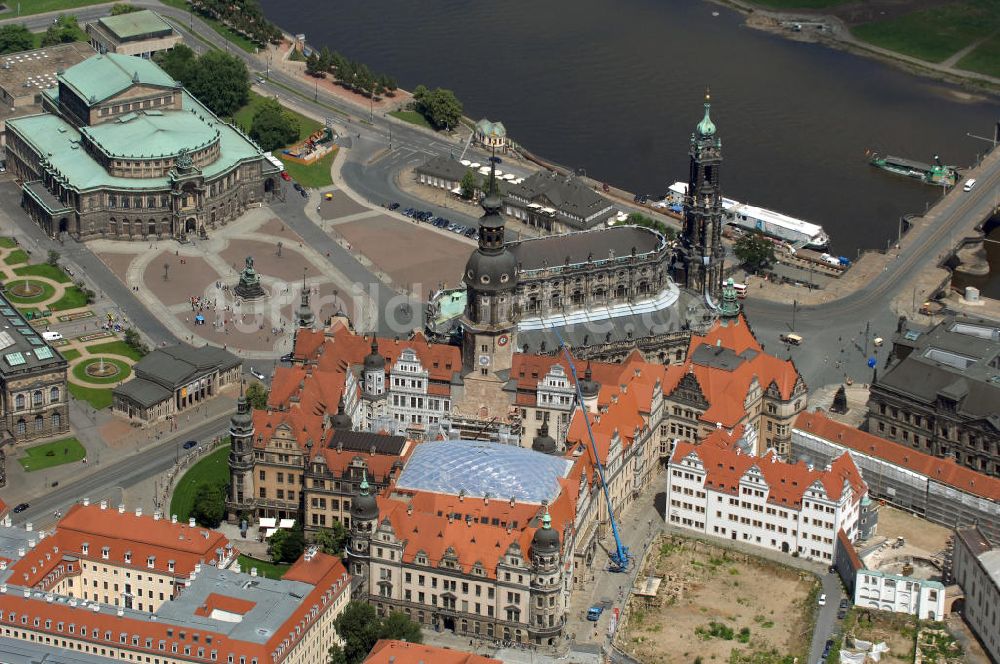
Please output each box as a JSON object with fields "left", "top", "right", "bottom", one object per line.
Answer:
{"left": 260, "top": 0, "right": 999, "bottom": 257}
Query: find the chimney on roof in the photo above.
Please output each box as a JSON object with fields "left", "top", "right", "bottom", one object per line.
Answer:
{"left": 118, "top": 504, "right": 125, "bottom": 514}
{"left": 189, "top": 517, "right": 196, "bottom": 528}
{"left": 510, "top": 496, "right": 515, "bottom": 507}
{"left": 100, "top": 500, "right": 107, "bottom": 510}
{"left": 459, "top": 489, "right": 465, "bottom": 502}
{"left": 447, "top": 513, "right": 454, "bottom": 524}
{"left": 250, "top": 567, "right": 258, "bottom": 577}
{"left": 153, "top": 511, "right": 161, "bottom": 521}
{"left": 171, "top": 514, "right": 177, "bottom": 524}
{"left": 25, "top": 522, "right": 32, "bottom": 532}
{"left": 82, "top": 497, "right": 90, "bottom": 507}
{"left": 135, "top": 507, "right": 142, "bottom": 517}
{"left": 370, "top": 445, "right": 376, "bottom": 456}
{"left": 807, "top": 463, "right": 814, "bottom": 472}
{"left": 406, "top": 504, "right": 413, "bottom": 516}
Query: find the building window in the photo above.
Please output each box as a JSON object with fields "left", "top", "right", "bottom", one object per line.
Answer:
{"left": 33, "top": 390, "right": 43, "bottom": 406}
{"left": 50, "top": 386, "right": 60, "bottom": 402}
{"left": 15, "top": 394, "right": 24, "bottom": 410}
{"left": 52, "top": 412, "right": 61, "bottom": 429}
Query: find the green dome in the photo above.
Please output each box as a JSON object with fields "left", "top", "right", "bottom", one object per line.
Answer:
{"left": 697, "top": 94, "right": 716, "bottom": 137}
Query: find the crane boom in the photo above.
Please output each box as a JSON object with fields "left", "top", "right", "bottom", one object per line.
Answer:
{"left": 553, "top": 332, "right": 631, "bottom": 572}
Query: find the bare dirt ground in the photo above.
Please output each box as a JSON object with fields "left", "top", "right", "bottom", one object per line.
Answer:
{"left": 841, "top": 609, "right": 917, "bottom": 661}
{"left": 868, "top": 505, "right": 952, "bottom": 555}
{"left": 619, "top": 535, "right": 817, "bottom": 663}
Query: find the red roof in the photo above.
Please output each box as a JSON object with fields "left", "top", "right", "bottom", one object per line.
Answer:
{"left": 670, "top": 439, "right": 866, "bottom": 509}
{"left": 364, "top": 640, "right": 502, "bottom": 664}
{"left": 195, "top": 593, "right": 256, "bottom": 617}
{"left": 794, "top": 410, "right": 1000, "bottom": 501}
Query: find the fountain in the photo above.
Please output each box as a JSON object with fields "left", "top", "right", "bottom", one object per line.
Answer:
{"left": 8, "top": 280, "right": 43, "bottom": 298}
{"left": 85, "top": 357, "right": 120, "bottom": 379}
{"left": 233, "top": 255, "right": 266, "bottom": 301}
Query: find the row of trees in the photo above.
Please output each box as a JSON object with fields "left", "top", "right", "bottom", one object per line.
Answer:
{"left": 0, "top": 16, "right": 88, "bottom": 56}
{"left": 155, "top": 45, "right": 250, "bottom": 118}
{"left": 411, "top": 85, "right": 463, "bottom": 131}
{"left": 189, "top": 0, "right": 282, "bottom": 47}
{"left": 304, "top": 47, "right": 398, "bottom": 99}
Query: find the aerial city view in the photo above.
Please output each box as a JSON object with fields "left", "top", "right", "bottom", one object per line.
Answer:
{"left": 0, "top": 0, "right": 998, "bottom": 663}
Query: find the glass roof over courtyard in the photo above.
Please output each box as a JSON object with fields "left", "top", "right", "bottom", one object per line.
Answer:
{"left": 396, "top": 440, "right": 573, "bottom": 505}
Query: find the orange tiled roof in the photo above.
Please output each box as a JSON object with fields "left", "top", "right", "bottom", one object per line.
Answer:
{"left": 194, "top": 593, "right": 256, "bottom": 617}
{"left": 364, "top": 639, "right": 502, "bottom": 664}
{"left": 671, "top": 440, "right": 865, "bottom": 508}
{"left": 794, "top": 410, "right": 1000, "bottom": 501}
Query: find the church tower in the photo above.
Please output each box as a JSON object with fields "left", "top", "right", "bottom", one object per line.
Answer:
{"left": 461, "top": 157, "right": 519, "bottom": 380}
{"left": 680, "top": 90, "right": 725, "bottom": 301}
{"left": 226, "top": 382, "right": 255, "bottom": 523}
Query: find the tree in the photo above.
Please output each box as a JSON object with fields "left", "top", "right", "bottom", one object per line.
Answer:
{"left": 41, "top": 15, "right": 86, "bottom": 47}
{"left": 185, "top": 51, "right": 249, "bottom": 118}
{"left": 249, "top": 97, "right": 299, "bottom": 152}
{"left": 832, "top": 385, "right": 848, "bottom": 414}
{"left": 122, "top": 327, "right": 149, "bottom": 356}
{"left": 110, "top": 3, "right": 139, "bottom": 14}
{"left": 47, "top": 250, "right": 60, "bottom": 266}
{"left": 305, "top": 51, "right": 321, "bottom": 77}
{"left": 190, "top": 484, "right": 225, "bottom": 528}
{"left": 625, "top": 212, "right": 676, "bottom": 240}
{"left": 318, "top": 46, "right": 333, "bottom": 73}
{"left": 0, "top": 25, "right": 34, "bottom": 56}
{"left": 155, "top": 44, "right": 196, "bottom": 84}
{"left": 459, "top": 169, "right": 478, "bottom": 200}
{"left": 327, "top": 645, "right": 348, "bottom": 664}
{"left": 313, "top": 521, "right": 348, "bottom": 556}
{"left": 245, "top": 381, "right": 269, "bottom": 409}
{"left": 379, "top": 611, "right": 422, "bottom": 644}
{"left": 268, "top": 527, "right": 305, "bottom": 563}
{"left": 733, "top": 230, "right": 775, "bottom": 273}
{"left": 413, "top": 87, "right": 463, "bottom": 131}
{"left": 333, "top": 603, "right": 382, "bottom": 664}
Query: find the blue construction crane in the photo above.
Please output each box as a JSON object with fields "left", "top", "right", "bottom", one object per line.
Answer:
{"left": 553, "top": 332, "right": 631, "bottom": 573}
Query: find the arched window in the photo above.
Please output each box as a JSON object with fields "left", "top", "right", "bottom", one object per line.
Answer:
{"left": 638, "top": 281, "right": 651, "bottom": 294}
{"left": 572, "top": 290, "right": 584, "bottom": 305}
{"left": 616, "top": 284, "right": 627, "bottom": 298}
{"left": 15, "top": 394, "right": 25, "bottom": 410}
{"left": 50, "top": 386, "right": 59, "bottom": 403}
{"left": 34, "top": 415, "right": 44, "bottom": 432}
{"left": 32, "top": 390, "right": 43, "bottom": 406}
{"left": 16, "top": 419, "right": 26, "bottom": 435}
{"left": 52, "top": 412, "right": 61, "bottom": 430}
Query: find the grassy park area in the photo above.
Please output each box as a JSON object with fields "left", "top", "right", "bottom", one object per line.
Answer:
{"left": 60, "top": 349, "right": 82, "bottom": 361}
{"left": 0, "top": 0, "right": 107, "bottom": 16}
{"left": 389, "top": 109, "right": 433, "bottom": 130}
{"left": 238, "top": 554, "right": 290, "bottom": 580}
{"left": 51, "top": 286, "right": 90, "bottom": 311}
{"left": 68, "top": 383, "right": 114, "bottom": 410}
{"left": 4, "top": 250, "right": 28, "bottom": 266}
{"left": 0, "top": 238, "right": 17, "bottom": 249}
{"left": 278, "top": 149, "right": 337, "bottom": 188}
{"left": 86, "top": 340, "right": 144, "bottom": 361}
{"left": 71, "top": 358, "right": 132, "bottom": 384}
{"left": 18, "top": 437, "right": 86, "bottom": 472}
{"left": 4, "top": 280, "right": 55, "bottom": 304}
{"left": 157, "top": 0, "right": 258, "bottom": 53}
{"left": 233, "top": 91, "right": 322, "bottom": 143}
{"left": 169, "top": 445, "right": 230, "bottom": 522}
{"left": 958, "top": 32, "right": 1000, "bottom": 77}
{"left": 13, "top": 263, "right": 72, "bottom": 284}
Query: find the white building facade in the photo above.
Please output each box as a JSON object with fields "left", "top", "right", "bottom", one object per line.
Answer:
{"left": 854, "top": 570, "right": 945, "bottom": 620}
{"left": 666, "top": 441, "right": 866, "bottom": 563}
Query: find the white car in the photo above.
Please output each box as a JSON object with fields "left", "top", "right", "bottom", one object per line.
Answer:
{"left": 250, "top": 368, "right": 266, "bottom": 381}
{"left": 818, "top": 593, "right": 827, "bottom": 606}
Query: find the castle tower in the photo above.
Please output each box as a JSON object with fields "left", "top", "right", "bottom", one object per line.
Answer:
{"left": 362, "top": 338, "right": 387, "bottom": 428}
{"left": 680, "top": 90, "right": 725, "bottom": 301}
{"left": 578, "top": 362, "right": 601, "bottom": 414}
{"left": 226, "top": 382, "right": 255, "bottom": 523}
{"left": 529, "top": 508, "right": 564, "bottom": 644}
{"left": 719, "top": 277, "right": 742, "bottom": 319}
{"left": 347, "top": 471, "right": 379, "bottom": 582}
{"left": 461, "top": 156, "right": 519, "bottom": 379}
{"left": 532, "top": 421, "right": 558, "bottom": 455}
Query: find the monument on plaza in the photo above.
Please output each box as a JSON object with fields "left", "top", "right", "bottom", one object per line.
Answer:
{"left": 234, "top": 255, "right": 267, "bottom": 301}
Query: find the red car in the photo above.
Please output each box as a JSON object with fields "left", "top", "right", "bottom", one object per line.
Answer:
{"left": 280, "top": 171, "right": 291, "bottom": 182}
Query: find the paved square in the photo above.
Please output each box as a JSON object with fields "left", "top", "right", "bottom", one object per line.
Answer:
{"left": 319, "top": 190, "right": 368, "bottom": 220}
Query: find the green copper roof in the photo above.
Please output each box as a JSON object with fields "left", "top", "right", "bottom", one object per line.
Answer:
{"left": 82, "top": 107, "right": 220, "bottom": 160}
{"left": 696, "top": 92, "right": 716, "bottom": 137}
{"left": 60, "top": 53, "right": 175, "bottom": 105}
{"left": 98, "top": 9, "right": 173, "bottom": 40}
{"left": 8, "top": 91, "right": 264, "bottom": 192}
{"left": 719, "top": 277, "right": 741, "bottom": 318}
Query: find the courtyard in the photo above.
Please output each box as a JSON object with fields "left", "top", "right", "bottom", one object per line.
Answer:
{"left": 617, "top": 535, "right": 818, "bottom": 664}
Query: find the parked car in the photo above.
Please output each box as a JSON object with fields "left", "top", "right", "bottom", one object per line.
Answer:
{"left": 280, "top": 172, "right": 291, "bottom": 181}
{"left": 250, "top": 367, "right": 266, "bottom": 381}
{"left": 817, "top": 593, "right": 827, "bottom": 606}
{"left": 586, "top": 606, "right": 604, "bottom": 621}
{"left": 299, "top": 188, "right": 308, "bottom": 198}
{"left": 42, "top": 331, "right": 63, "bottom": 341}
{"left": 838, "top": 599, "right": 850, "bottom": 610}
{"left": 464, "top": 227, "right": 477, "bottom": 237}
{"left": 388, "top": 202, "right": 400, "bottom": 211}
{"left": 280, "top": 352, "right": 294, "bottom": 362}
{"left": 13, "top": 503, "right": 29, "bottom": 513}
{"left": 293, "top": 183, "right": 304, "bottom": 193}
{"left": 183, "top": 440, "right": 197, "bottom": 450}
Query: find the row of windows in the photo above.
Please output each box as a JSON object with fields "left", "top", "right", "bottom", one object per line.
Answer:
{"left": 15, "top": 412, "right": 62, "bottom": 436}
{"left": 13, "top": 387, "right": 60, "bottom": 410}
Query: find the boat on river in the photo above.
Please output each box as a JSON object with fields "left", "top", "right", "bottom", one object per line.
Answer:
{"left": 867, "top": 151, "right": 959, "bottom": 186}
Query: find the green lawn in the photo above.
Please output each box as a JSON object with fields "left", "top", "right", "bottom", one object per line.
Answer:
{"left": 746, "top": 0, "right": 850, "bottom": 7}
{"left": 232, "top": 91, "right": 323, "bottom": 143}
{"left": 68, "top": 383, "right": 113, "bottom": 410}
{"left": 50, "top": 286, "right": 89, "bottom": 311}
{"left": 238, "top": 554, "right": 290, "bottom": 579}
{"left": 4, "top": 280, "right": 56, "bottom": 304}
{"left": 4, "top": 249, "right": 28, "bottom": 266}
{"left": 279, "top": 149, "right": 337, "bottom": 188}
{"left": 389, "top": 109, "right": 433, "bottom": 130}
{"left": 157, "top": 0, "right": 259, "bottom": 54}
{"left": 851, "top": 0, "right": 1000, "bottom": 63}
{"left": 18, "top": 437, "right": 86, "bottom": 472}
{"left": 957, "top": 31, "right": 1000, "bottom": 77}
{"left": 72, "top": 357, "right": 131, "bottom": 384}
{"left": 0, "top": 0, "right": 108, "bottom": 17}
{"left": 13, "top": 263, "right": 72, "bottom": 283}
{"left": 85, "top": 340, "right": 144, "bottom": 361}
{"left": 60, "top": 348, "right": 82, "bottom": 361}
{"left": 0, "top": 238, "right": 17, "bottom": 249}
{"left": 169, "top": 445, "right": 230, "bottom": 522}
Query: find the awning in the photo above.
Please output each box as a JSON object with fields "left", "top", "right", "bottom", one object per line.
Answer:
{"left": 450, "top": 187, "right": 463, "bottom": 195}
{"left": 278, "top": 518, "right": 296, "bottom": 529}
{"left": 264, "top": 528, "right": 277, "bottom": 539}
{"left": 258, "top": 517, "right": 277, "bottom": 528}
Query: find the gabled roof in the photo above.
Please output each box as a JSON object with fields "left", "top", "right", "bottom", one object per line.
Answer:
{"left": 670, "top": 440, "right": 865, "bottom": 509}
{"left": 59, "top": 52, "right": 175, "bottom": 105}
{"left": 794, "top": 410, "right": 1000, "bottom": 501}
{"left": 365, "top": 640, "right": 502, "bottom": 664}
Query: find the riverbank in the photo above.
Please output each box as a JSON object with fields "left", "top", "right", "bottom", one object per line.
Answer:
{"left": 711, "top": 0, "right": 1000, "bottom": 96}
